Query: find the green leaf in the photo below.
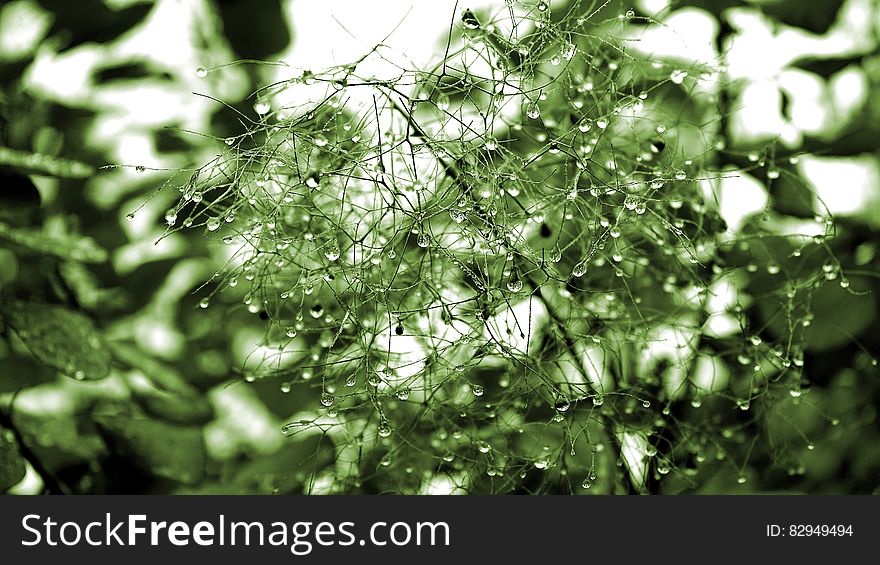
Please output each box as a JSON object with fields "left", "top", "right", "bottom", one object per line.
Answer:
{"left": 94, "top": 415, "right": 206, "bottom": 485}
{"left": 0, "top": 221, "right": 107, "bottom": 263}
{"left": 0, "top": 426, "right": 27, "bottom": 492}
{"left": 2, "top": 302, "right": 112, "bottom": 380}
{"left": 0, "top": 146, "right": 94, "bottom": 178}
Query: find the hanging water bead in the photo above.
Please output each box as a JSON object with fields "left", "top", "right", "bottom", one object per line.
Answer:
{"left": 206, "top": 218, "right": 221, "bottom": 232}
{"left": 417, "top": 232, "right": 430, "bottom": 248}
{"left": 506, "top": 278, "right": 523, "bottom": 292}
{"left": 461, "top": 8, "right": 481, "bottom": 30}
{"left": 578, "top": 119, "right": 592, "bottom": 133}
{"left": 320, "top": 393, "right": 335, "bottom": 407}
{"left": 377, "top": 419, "right": 393, "bottom": 438}
{"left": 436, "top": 92, "right": 450, "bottom": 111}
{"left": 625, "top": 9, "right": 636, "bottom": 19}
{"left": 198, "top": 297, "right": 210, "bottom": 309}
{"left": 471, "top": 384, "right": 485, "bottom": 397}
{"left": 572, "top": 261, "right": 587, "bottom": 277}
{"left": 254, "top": 99, "right": 271, "bottom": 115}
{"left": 280, "top": 382, "right": 292, "bottom": 394}
{"left": 526, "top": 102, "right": 540, "bottom": 119}
{"left": 669, "top": 70, "right": 688, "bottom": 84}
{"left": 195, "top": 66, "right": 208, "bottom": 78}
{"left": 285, "top": 326, "right": 297, "bottom": 338}
{"left": 324, "top": 242, "right": 341, "bottom": 261}
{"left": 310, "top": 304, "right": 324, "bottom": 318}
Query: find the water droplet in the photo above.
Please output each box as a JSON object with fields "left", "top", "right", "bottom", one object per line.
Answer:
{"left": 572, "top": 261, "right": 587, "bottom": 277}
{"left": 737, "top": 474, "right": 747, "bottom": 484}
{"left": 592, "top": 395, "right": 604, "bottom": 407}
{"left": 669, "top": 70, "right": 688, "bottom": 84}
{"left": 164, "top": 212, "right": 177, "bottom": 226}
{"left": 285, "top": 327, "right": 297, "bottom": 338}
{"left": 135, "top": 165, "right": 146, "bottom": 173}
{"left": 625, "top": 9, "right": 636, "bottom": 19}
{"left": 674, "top": 170, "right": 687, "bottom": 181}
{"left": 537, "top": 1, "right": 548, "bottom": 13}
{"left": 642, "top": 400, "right": 651, "bottom": 408}
{"left": 526, "top": 102, "right": 540, "bottom": 119}
{"left": 280, "top": 382, "right": 292, "bottom": 393}
{"left": 471, "top": 384, "right": 484, "bottom": 397}
{"left": 377, "top": 420, "right": 393, "bottom": 438}
{"left": 206, "top": 218, "right": 221, "bottom": 231}
{"left": 436, "top": 92, "right": 450, "bottom": 111}
{"left": 324, "top": 243, "right": 341, "bottom": 261}
{"left": 310, "top": 304, "right": 324, "bottom": 318}
{"left": 461, "top": 8, "right": 481, "bottom": 30}
{"left": 198, "top": 297, "right": 210, "bottom": 309}
{"left": 506, "top": 279, "right": 523, "bottom": 292}
{"left": 320, "top": 393, "right": 335, "bottom": 407}
{"left": 125, "top": 213, "right": 135, "bottom": 222}
{"left": 195, "top": 66, "right": 208, "bottom": 78}
{"left": 254, "top": 100, "right": 270, "bottom": 115}
{"left": 396, "top": 388, "right": 410, "bottom": 401}
{"left": 314, "top": 135, "right": 328, "bottom": 147}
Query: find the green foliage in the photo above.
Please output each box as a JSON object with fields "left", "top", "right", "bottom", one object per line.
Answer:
{"left": 0, "top": 0, "right": 878, "bottom": 496}
{"left": 2, "top": 302, "right": 112, "bottom": 381}
{"left": 0, "top": 426, "right": 26, "bottom": 491}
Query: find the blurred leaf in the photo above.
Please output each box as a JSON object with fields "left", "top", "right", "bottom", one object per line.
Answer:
{"left": 0, "top": 355, "right": 57, "bottom": 392}
{"left": 135, "top": 391, "right": 214, "bottom": 425}
{"left": 216, "top": 0, "right": 290, "bottom": 59}
{"left": 2, "top": 301, "right": 112, "bottom": 380}
{"left": 0, "top": 169, "right": 40, "bottom": 221}
{"left": 36, "top": 0, "right": 152, "bottom": 50}
{"left": 109, "top": 341, "right": 201, "bottom": 395}
{"left": 0, "top": 425, "right": 26, "bottom": 491}
{"left": 94, "top": 414, "right": 206, "bottom": 485}
{"left": 0, "top": 220, "right": 107, "bottom": 262}
{"left": 12, "top": 410, "right": 107, "bottom": 462}
{"left": 0, "top": 146, "right": 93, "bottom": 178}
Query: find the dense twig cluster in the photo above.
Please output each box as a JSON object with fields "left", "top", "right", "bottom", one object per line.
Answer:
{"left": 161, "top": 1, "right": 843, "bottom": 493}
